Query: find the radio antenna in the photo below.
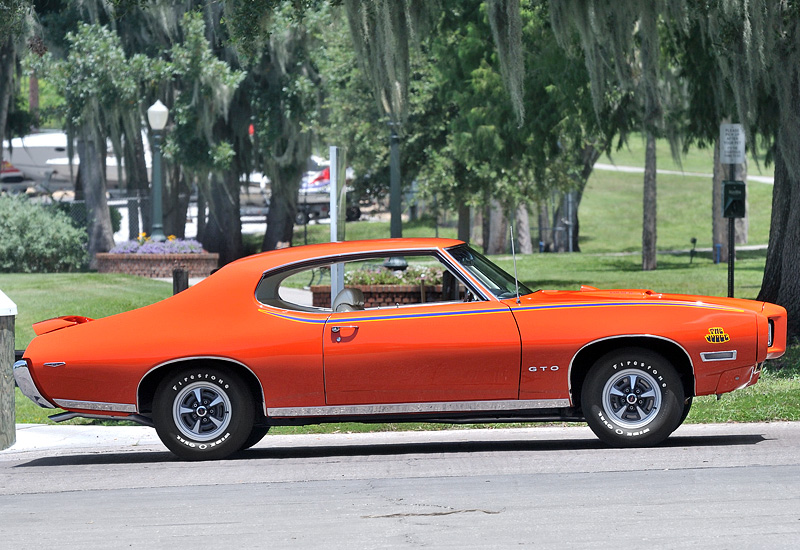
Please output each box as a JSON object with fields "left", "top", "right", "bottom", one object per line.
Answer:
{"left": 510, "top": 223, "right": 521, "bottom": 304}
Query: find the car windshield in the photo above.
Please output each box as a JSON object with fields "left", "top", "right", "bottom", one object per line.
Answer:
{"left": 447, "top": 245, "right": 532, "bottom": 299}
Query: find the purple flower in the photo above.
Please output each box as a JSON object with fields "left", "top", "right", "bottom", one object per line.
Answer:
{"left": 110, "top": 241, "right": 142, "bottom": 254}
{"left": 109, "top": 238, "right": 206, "bottom": 254}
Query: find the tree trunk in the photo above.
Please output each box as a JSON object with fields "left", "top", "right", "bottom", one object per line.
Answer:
{"left": 640, "top": 3, "right": 660, "bottom": 271}
{"left": 757, "top": 138, "right": 800, "bottom": 339}
{"left": 515, "top": 203, "right": 533, "bottom": 254}
{"left": 79, "top": 134, "right": 115, "bottom": 269}
{"left": 545, "top": 144, "right": 599, "bottom": 253}
{"left": 642, "top": 130, "right": 658, "bottom": 271}
{"left": 0, "top": 37, "right": 16, "bottom": 168}
{"left": 457, "top": 204, "right": 471, "bottom": 243}
{"left": 28, "top": 74, "right": 39, "bottom": 126}
{"left": 196, "top": 189, "right": 207, "bottom": 242}
{"left": 712, "top": 140, "right": 727, "bottom": 263}
{"left": 262, "top": 161, "right": 305, "bottom": 251}
{"left": 552, "top": 191, "right": 582, "bottom": 253}
{"left": 263, "top": 191, "right": 295, "bottom": 251}
{"left": 486, "top": 199, "right": 508, "bottom": 254}
{"left": 471, "top": 207, "right": 484, "bottom": 250}
{"left": 164, "top": 164, "right": 191, "bottom": 239}
{"left": 126, "top": 126, "right": 150, "bottom": 239}
{"left": 537, "top": 202, "right": 552, "bottom": 252}
{"left": 203, "top": 171, "right": 243, "bottom": 266}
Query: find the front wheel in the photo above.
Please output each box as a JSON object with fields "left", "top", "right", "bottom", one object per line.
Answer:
{"left": 581, "top": 348, "right": 684, "bottom": 447}
{"left": 153, "top": 366, "right": 255, "bottom": 460}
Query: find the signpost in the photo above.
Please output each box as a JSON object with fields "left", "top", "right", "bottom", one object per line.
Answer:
{"left": 719, "top": 124, "right": 746, "bottom": 298}
{"left": 329, "top": 146, "right": 347, "bottom": 304}
{"left": 720, "top": 123, "right": 746, "bottom": 165}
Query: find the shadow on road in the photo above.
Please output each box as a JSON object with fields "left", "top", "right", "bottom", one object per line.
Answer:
{"left": 13, "top": 432, "right": 766, "bottom": 467}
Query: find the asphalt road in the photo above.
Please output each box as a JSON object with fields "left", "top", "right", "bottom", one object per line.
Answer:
{"left": 2, "top": 422, "right": 799, "bottom": 548}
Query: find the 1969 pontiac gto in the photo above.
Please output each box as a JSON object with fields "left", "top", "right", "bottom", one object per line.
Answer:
{"left": 15, "top": 238, "right": 787, "bottom": 460}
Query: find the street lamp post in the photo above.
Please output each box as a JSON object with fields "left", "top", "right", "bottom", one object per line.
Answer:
{"left": 389, "top": 124, "right": 402, "bottom": 239}
{"left": 385, "top": 122, "right": 407, "bottom": 270}
{"left": 147, "top": 100, "right": 169, "bottom": 242}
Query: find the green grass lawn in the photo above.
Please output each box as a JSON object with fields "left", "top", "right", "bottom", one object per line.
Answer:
{"left": 1, "top": 273, "right": 172, "bottom": 350}
{"left": 601, "top": 133, "right": 774, "bottom": 177}
{"left": 288, "top": 166, "right": 773, "bottom": 257}
{"left": 4, "top": 136, "right": 795, "bottom": 430}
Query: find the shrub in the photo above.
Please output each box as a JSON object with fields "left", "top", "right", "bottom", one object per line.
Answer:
{"left": 0, "top": 195, "right": 88, "bottom": 272}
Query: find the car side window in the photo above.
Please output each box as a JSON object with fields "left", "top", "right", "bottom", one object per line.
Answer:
{"left": 256, "top": 252, "right": 479, "bottom": 312}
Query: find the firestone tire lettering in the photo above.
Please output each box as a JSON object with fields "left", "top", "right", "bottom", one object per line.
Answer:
{"left": 581, "top": 348, "right": 685, "bottom": 448}
{"left": 153, "top": 366, "right": 254, "bottom": 461}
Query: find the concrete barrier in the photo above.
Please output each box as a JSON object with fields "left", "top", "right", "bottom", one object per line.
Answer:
{"left": 0, "top": 290, "right": 17, "bottom": 450}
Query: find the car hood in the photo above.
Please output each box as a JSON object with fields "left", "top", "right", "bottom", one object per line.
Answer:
{"left": 517, "top": 286, "right": 772, "bottom": 314}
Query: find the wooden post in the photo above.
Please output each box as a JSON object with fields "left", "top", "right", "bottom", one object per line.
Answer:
{"left": 1, "top": 290, "right": 17, "bottom": 451}
{"left": 173, "top": 268, "right": 189, "bottom": 295}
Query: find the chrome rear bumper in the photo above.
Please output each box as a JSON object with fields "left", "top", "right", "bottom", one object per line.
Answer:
{"left": 13, "top": 360, "right": 56, "bottom": 409}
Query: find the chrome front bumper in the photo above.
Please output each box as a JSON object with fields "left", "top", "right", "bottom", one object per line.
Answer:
{"left": 13, "top": 360, "right": 56, "bottom": 409}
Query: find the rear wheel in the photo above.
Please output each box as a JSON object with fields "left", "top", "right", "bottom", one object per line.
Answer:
{"left": 153, "top": 366, "right": 254, "bottom": 460}
{"left": 582, "top": 348, "right": 684, "bottom": 447}
{"left": 239, "top": 425, "right": 270, "bottom": 451}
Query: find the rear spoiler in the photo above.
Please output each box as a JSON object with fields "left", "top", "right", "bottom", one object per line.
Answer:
{"left": 32, "top": 315, "right": 94, "bottom": 336}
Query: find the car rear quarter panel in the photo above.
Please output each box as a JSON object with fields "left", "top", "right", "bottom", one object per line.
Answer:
{"left": 23, "top": 266, "right": 329, "bottom": 412}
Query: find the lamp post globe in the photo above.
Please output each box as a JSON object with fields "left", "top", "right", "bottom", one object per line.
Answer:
{"left": 147, "top": 100, "right": 169, "bottom": 242}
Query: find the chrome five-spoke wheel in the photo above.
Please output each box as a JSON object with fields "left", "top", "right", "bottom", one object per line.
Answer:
{"left": 602, "top": 368, "right": 662, "bottom": 429}
{"left": 173, "top": 381, "right": 232, "bottom": 441}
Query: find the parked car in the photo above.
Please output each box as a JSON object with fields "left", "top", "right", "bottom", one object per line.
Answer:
{"left": 15, "top": 238, "right": 787, "bottom": 460}
{"left": 297, "top": 165, "right": 361, "bottom": 223}
{"left": 1, "top": 160, "right": 24, "bottom": 182}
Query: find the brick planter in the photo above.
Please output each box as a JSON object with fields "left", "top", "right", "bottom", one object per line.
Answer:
{"left": 311, "top": 284, "right": 444, "bottom": 309}
{"left": 95, "top": 253, "right": 220, "bottom": 279}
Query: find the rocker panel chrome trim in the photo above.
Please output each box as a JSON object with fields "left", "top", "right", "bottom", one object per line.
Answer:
{"left": 268, "top": 398, "right": 569, "bottom": 418}
{"left": 49, "top": 412, "right": 154, "bottom": 427}
{"left": 53, "top": 399, "right": 137, "bottom": 413}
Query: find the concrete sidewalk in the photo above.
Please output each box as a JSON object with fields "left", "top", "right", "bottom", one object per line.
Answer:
{"left": 5, "top": 421, "right": 799, "bottom": 462}
{"left": 2, "top": 424, "right": 164, "bottom": 456}
{"left": 0, "top": 423, "right": 601, "bottom": 461}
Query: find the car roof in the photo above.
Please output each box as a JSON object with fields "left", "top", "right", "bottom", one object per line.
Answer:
{"left": 219, "top": 238, "right": 465, "bottom": 278}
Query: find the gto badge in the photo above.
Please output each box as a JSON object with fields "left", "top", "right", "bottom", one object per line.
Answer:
{"left": 529, "top": 365, "right": 560, "bottom": 372}
{"left": 705, "top": 327, "right": 730, "bottom": 344}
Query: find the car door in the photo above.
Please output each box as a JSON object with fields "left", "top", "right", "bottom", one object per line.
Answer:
{"left": 323, "top": 300, "right": 521, "bottom": 405}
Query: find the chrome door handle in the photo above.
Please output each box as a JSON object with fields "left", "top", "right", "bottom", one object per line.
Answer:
{"left": 331, "top": 325, "right": 358, "bottom": 333}
{"left": 331, "top": 325, "right": 359, "bottom": 342}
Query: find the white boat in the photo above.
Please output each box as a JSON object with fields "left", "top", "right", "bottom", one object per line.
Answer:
{"left": 2, "top": 131, "right": 152, "bottom": 191}
{"left": 2, "top": 132, "right": 69, "bottom": 184}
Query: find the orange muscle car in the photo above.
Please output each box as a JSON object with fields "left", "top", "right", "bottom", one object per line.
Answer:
{"left": 14, "top": 238, "right": 787, "bottom": 460}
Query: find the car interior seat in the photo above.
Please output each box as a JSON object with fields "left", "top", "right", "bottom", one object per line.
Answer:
{"left": 332, "top": 288, "right": 366, "bottom": 312}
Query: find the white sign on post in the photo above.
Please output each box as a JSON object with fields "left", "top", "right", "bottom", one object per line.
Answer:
{"left": 720, "top": 123, "right": 746, "bottom": 164}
